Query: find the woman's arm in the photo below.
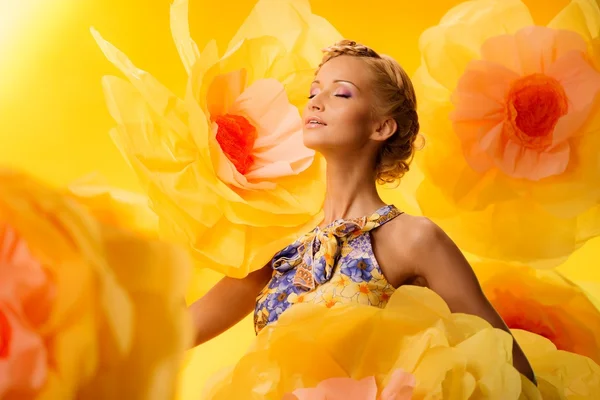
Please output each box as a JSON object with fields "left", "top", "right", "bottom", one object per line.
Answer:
{"left": 402, "top": 217, "right": 536, "bottom": 384}
{"left": 189, "top": 264, "right": 273, "bottom": 347}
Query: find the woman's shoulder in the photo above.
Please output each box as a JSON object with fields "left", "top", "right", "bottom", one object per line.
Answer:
{"left": 385, "top": 213, "right": 445, "bottom": 248}
{"left": 376, "top": 212, "right": 459, "bottom": 272}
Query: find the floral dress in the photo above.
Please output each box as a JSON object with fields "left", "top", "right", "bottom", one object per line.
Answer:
{"left": 254, "top": 205, "right": 403, "bottom": 333}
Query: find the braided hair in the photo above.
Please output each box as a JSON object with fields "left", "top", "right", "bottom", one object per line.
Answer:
{"left": 319, "top": 40, "right": 421, "bottom": 185}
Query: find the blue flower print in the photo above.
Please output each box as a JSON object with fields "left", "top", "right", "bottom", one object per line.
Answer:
{"left": 265, "top": 290, "right": 292, "bottom": 323}
{"left": 313, "top": 257, "right": 328, "bottom": 284}
{"left": 341, "top": 257, "right": 374, "bottom": 283}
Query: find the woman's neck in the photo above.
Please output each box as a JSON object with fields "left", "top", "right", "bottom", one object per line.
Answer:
{"left": 321, "top": 157, "right": 386, "bottom": 226}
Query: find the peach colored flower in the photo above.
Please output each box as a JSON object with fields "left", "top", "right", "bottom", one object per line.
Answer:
{"left": 414, "top": 0, "right": 600, "bottom": 265}
{"left": 474, "top": 261, "right": 600, "bottom": 364}
{"left": 0, "top": 224, "right": 53, "bottom": 398}
{"left": 283, "top": 369, "right": 415, "bottom": 400}
{"left": 92, "top": 0, "right": 342, "bottom": 278}
{"left": 451, "top": 26, "right": 600, "bottom": 181}
{"left": 0, "top": 168, "right": 191, "bottom": 399}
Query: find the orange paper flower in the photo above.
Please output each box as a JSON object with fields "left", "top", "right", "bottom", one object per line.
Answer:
{"left": 0, "top": 169, "right": 190, "bottom": 399}
{"left": 414, "top": 0, "right": 600, "bottom": 264}
{"left": 474, "top": 261, "right": 600, "bottom": 364}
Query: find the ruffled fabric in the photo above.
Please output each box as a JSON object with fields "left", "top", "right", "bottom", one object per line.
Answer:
{"left": 204, "top": 286, "right": 524, "bottom": 399}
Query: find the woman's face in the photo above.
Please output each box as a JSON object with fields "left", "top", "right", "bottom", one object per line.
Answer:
{"left": 302, "top": 56, "right": 379, "bottom": 154}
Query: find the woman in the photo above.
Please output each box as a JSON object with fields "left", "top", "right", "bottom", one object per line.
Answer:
{"left": 189, "top": 39, "right": 536, "bottom": 384}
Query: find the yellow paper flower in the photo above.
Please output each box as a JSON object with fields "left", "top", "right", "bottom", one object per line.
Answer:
{"left": 514, "top": 330, "right": 600, "bottom": 399}
{"left": 413, "top": 0, "right": 600, "bottom": 265}
{"left": 0, "top": 168, "right": 190, "bottom": 399}
{"left": 474, "top": 262, "right": 600, "bottom": 364}
{"left": 203, "top": 286, "right": 523, "bottom": 399}
{"left": 91, "top": 0, "right": 341, "bottom": 277}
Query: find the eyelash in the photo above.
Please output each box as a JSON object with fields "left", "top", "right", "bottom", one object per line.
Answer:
{"left": 307, "top": 94, "right": 351, "bottom": 99}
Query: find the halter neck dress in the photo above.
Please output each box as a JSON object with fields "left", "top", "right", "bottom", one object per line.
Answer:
{"left": 254, "top": 204, "right": 403, "bottom": 333}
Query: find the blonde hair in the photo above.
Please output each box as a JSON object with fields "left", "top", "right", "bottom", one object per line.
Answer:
{"left": 319, "top": 40, "right": 421, "bottom": 185}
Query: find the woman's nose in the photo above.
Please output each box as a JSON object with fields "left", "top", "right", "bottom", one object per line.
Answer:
{"left": 309, "top": 99, "right": 323, "bottom": 111}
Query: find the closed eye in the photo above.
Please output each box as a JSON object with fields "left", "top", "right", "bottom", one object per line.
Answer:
{"left": 335, "top": 94, "right": 351, "bottom": 98}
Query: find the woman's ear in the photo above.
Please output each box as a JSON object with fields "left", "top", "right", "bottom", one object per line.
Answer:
{"left": 371, "top": 117, "right": 397, "bottom": 142}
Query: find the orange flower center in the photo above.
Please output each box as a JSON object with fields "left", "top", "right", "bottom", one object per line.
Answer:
{"left": 507, "top": 73, "right": 568, "bottom": 148}
{"left": 215, "top": 114, "right": 258, "bottom": 175}
{"left": 0, "top": 308, "right": 11, "bottom": 359}
{"left": 489, "top": 289, "right": 591, "bottom": 358}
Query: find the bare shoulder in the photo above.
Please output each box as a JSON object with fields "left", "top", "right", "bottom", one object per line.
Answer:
{"left": 374, "top": 211, "right": 473, "bottom": 286}
{"left": 373, "top": 213, "right": 452, "bottom": 287}
{"left": 385, "top": 213, "right": 448, "bottom": 250}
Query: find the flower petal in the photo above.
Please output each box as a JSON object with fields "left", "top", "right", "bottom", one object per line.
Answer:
{"left": 548, "top": 0, "right": 600, "bottom": 42}
{"left": 515, "top": 330, "right": 600, "bottom": 398}
{"left": 527, "top": 96, "right": 600, "bottom": 216}
{"left": 231, "top": 78, "right": 314, "bottom": 179}
{"left": 419, "top": 0, "right": 533, "bottom": 90}
{"left": 548, "top": 50, "right": 600, "bottom": 113}
{"left": 206, "top": 69, "right": 247, "bottom": 119}
{"left": 496, "top": 136, "right": 570, "bottom": 180}
{"left": 205, "top": 286, "right": 522, "bottom": 398}
{"left": 475, "top": 262, "right": 600, "bottom": 364}
{"left": 380, "top": 369, "right": 416, "bottom": 400}
{"left": 226, "top": 0, "right": 342, "bottom": 67}
{"left": 101, "top": 76, "right": 225, "bottom": 228}
{"left": 481, "top": 26, "right": 587, "bottom": 75}
{"left": 170, "top": 0, "right": 200, "bottom": 74}
{"left": 290, "top": 376, "right": 378, "bottom": 400}
{"left": 452, "top": 60, "right": 517, "bottom": 118}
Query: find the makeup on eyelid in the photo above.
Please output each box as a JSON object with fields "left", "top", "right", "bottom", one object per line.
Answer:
{"left": 308, "top": 87, "right": 353, "bottom": 99}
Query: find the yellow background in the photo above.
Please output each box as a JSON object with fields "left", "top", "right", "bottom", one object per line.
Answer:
{"left": 1, "top": 0, "right": 598, "bottom": 397}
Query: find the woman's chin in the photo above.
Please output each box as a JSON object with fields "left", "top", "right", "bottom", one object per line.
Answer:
{"left": 302, "top": 129, "right": 330, "bottom": 151}
{"left": 302, "top": 135, "right": 321, "bottom": 150}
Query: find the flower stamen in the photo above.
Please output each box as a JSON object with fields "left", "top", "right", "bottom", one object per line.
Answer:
{"left": 506, "top": 73, "right": 568, "bottom": 149}
{"left": 215, "top": 114, "right": 258, "bottom": 175}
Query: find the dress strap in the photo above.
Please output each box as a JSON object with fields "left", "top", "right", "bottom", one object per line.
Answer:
{"left": 360, "top": 204, "right": 403, "bottom": 231}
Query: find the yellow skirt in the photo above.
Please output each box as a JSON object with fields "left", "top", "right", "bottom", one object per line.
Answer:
{"left": 200, "top": 286, "right": 599, "bottom": 399}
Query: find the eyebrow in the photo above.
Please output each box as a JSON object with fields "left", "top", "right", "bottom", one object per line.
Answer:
{"left": 312, "top": 79, "right": 361, "bottom": 91}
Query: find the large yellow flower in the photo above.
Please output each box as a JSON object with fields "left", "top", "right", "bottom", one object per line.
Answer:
{"left": 203, "top": 286, "right": 523, "bottom": 399}
{"left": 92, "top": 0, "right": 341, "bottom": 277}
{"left": 474, "top": 262, "right": 600, "bottom": 364}
{"left": 413, "top": 0, "right": 600, "bottom": 265}
{"left": 0, "top": 169, "right": 190, "bottom": 399}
